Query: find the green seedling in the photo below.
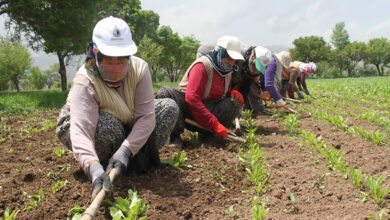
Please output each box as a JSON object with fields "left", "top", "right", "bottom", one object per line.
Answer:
{"left": 161, "top": 151, "right": 192, "bottom": 169}
{"left": 189, "top": 132, "right": 199, "bottom": 144}
{"left": 7, "top": 148, "right": 14, "bottom": 153}
{"left": 315, "top": 173, "right": 329, "bottom": 190}
{"left": 16, "top": 163, "right": 24, "bottom": 172}
{"left": 23, "top": 189, "right": 45, "bottom": 211}
{"left": 284, "top": 193, "right": 299, "bottom": 214}
{"left": 251, "top": 196, "right": 269, "bottom": 220}
{"left": 67, "top": 205, "right": 86, "bottom": 220}
{"left": 365, "top": 175, "right": 390, "bottom": 206}
{"left": 284, "top": 114, "right": 300, "bottom": 136}
{"left": 1, "top": 208, "right": 20, "bottom": 220}
{"left": 367, "top": 208, "right": 387, "bottom": 220}
{"left": 350, "top": 168, "right": 365, "bottom": 189}
{"left": 105, "top": 189, "right": 148, "bottom": 220}
{"left": 228, "top": 205, "right": 234, "bottom": 216}
{"left": 53, "top": 147, "right": 66, "bottom": 158}
{"left": 51, "top": 180, "right": 69, "bottom": 194}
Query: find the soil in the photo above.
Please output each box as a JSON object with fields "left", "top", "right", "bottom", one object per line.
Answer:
{"left": 0, "top": 108, "right": 388, "bottom": 219}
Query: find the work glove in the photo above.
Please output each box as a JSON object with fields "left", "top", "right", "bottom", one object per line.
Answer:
{"left": 305, "top": 90, "right": 310, "bottom": 95}
{"left": 106, "top": 145, "right": 132, "bottom": 178}
{"left": 275, "top": 99, "right": 287, "bottom": 108}
{"left": 231, "top": 90, "right": 244, "bottom": 105}
{"left": 262, "top": 91, "right": 271, "bottom": 102}
{"left": 213, "top": 120, "right": 229, "bottom": 139}
{"left": 298, "top": 92, "right": 304, "bottom": 99}
{"left": 89, "top": 162, "right": 111, "bottom": 200}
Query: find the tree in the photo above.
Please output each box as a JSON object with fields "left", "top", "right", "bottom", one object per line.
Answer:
{"left": 290, "top": 36, "right": 331, "bottom": 63}
{"left": 366, "top": 38, "right": 390, "bottom": 76}
{"left": 43, "top": 63, "right": 60, "bottom": 89}
{"left": 29, "top": 66, "right": 47, "bottom": 89}
{"left": 0, "top": 39, "right": 31, "bottom": 91}
{"left": 156, "top": 26, "right": 182, "bottom": 82}
{"left": 330, "top": 22, "right": 350, "bottom": 50}
{"left": 177, "top": 35, "right": 200, "bottom": 78}
{"left": 137, "top": 35, "right": 163, "bottom": 82}
{"left": 342, "top": 41, "right": 367, "bottom": 76}
{"left": 7, "top": 0, "right": 97, "bottom": 91}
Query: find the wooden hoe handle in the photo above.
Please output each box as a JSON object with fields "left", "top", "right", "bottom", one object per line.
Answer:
{"left": 81, "top": 168, "right": 117, "bottom": 220}
{"left": 184, "top": 118, "right": 246, "bottom": 144}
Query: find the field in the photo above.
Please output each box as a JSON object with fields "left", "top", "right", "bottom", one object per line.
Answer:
{"left": 0, "top": 76, "right": 389, "bottom": 219}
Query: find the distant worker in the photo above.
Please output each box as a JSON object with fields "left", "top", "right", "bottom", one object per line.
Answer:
{"left": 155, "top": 35, "right": 245, "bottom": 147}
{"left": 288, "top": 61, "right": 317, "bottom": 99}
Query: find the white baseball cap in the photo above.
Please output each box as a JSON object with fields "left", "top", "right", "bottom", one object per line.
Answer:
{"left": 92, "top": 16, "right": 137, "bottom": 56}
{"left": 255, "top": 46, "right": 272, "bottom": 66}
{"left": 216, "top": 35, "right": 244, "bottom": 61}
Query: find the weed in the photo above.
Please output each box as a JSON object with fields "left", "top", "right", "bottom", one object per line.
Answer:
{"left": 51, "top": 180, "right": 69, "bottom": 194}
{"left": 53, "top": 147, "right": 66, "bottom": 158}
{"left": 315, "top": 173, "right": 329, "bottom": 190}
{"left": 1, "top": 208, "right": 20, "bottom": 220}
{"left": 284, "top": 193, "right": 299, "bottom": 214}
{"left": 7, "top": 148, "right": 14, "bottom": 154}
{"left": 161, "top": 151, "right": 192, "bottom": 169}
{"left": 228, "top": 205, "right": 234, "bottom": 216}
{"left": 66, "top": 205, "right": 85, "bottom": 220}
{"left": 23, "top": 189, "right": 45, "bottom": 211}
{"left": 105, "top": 189, "right": 148, "bottom": 220}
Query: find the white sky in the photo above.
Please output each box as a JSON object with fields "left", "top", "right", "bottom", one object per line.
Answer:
{"left": 141, "top": 0, "right": 390, "bottom": 49}
{"left": 1, "top": 0, "right": 390, "bottom": 78}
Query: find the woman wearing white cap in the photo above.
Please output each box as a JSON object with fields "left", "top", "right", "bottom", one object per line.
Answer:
{"left": 56, "top": 16, "right": 179, "bottom": 200}
{"left": 156, "top": 35, "right": 245, "bottom": 147}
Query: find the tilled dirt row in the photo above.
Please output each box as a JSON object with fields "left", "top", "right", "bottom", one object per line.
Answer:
{"left": 255, "top": 114, "right": 380, "bottom": 219}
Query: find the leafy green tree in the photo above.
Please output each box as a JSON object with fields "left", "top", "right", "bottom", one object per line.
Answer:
{"left": 29, "top": 66, "right": 47, "bottom": 89}
{"left": 366, "top": 38, "right": 390, "bottom": 76}
{"left": 156, "top": 26, "right": 182, "bottom": 82}
{"left": 6, "top": 0, "right": 97, "bottom": 91}
{"left": 290, "top": 36, "right": 331, "bottom": 63}
{"left": 177, "top": 35, "right": 200, "bottom": 77}
{"left": 0, "top": 39, "right": 31, "bottom": 91}
{"left": 342, "top": 41, "right": 367, "bottom": 76}
{"left": 137, "top": 35, "right": 163, "bottom": 82}
{"left": 43, "top": 63, "right": 60, "bottom": 89}
{"left": 330, "top": 22, "right": 350, "bottom": 50}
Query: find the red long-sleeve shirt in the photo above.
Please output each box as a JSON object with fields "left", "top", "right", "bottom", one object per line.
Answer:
{"left": 185, "top": 63, "right": 231, "bottom": 130}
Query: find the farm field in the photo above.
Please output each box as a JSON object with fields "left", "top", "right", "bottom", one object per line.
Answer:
{"left": 0, "top": 76, "right": 389, "bottom": 219}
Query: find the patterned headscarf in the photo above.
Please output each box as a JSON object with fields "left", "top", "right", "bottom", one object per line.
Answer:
{"left": 205, "top": 45, "right": 234, "bottom": 77}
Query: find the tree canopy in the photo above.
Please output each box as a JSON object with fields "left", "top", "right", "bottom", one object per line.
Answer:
{"left": 290, "top": 36, "right": 331, "bottom": 63}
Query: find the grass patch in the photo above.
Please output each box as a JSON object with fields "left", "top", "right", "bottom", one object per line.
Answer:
{"left": 0, "top": 90, "right": 68, "bottom": 113}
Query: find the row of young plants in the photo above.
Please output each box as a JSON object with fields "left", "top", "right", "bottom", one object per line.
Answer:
{"left": 283, "top": 114, "right": 389, "bottom": 219}
{"left": 238, "top": 110, "right": 270, "bottom": 220}
{"left": 311, "top": 97, "right": 390, "bottom": 130}
{"left": 298, "top": 105, "right": 387, "bottom": 146}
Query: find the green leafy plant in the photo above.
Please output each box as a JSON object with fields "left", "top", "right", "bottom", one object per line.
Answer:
{"left": 105, "top": 189, "right": 148, "bottom": 220}
{"left": 284, "top": 114, "right": 300, "bottom": 136}
{"left": 367, "top": 208, "right": 387, "bottom": 220}
{"left": 53, "top": 147, "right": 66, "bottom": 158}
{"left": 315, "top": 173, "right": 329, "bottom": 190}
{"left": 1, "top": 208, "right": 20, "bottom": 220}
{"left": 350, "top": 168, "right": 365, "bottom": 189}
{"left": 66, "top": 205, "right": 86, "bottom": 220}
{"left": 23, "top": 189, "right": 45, "bottom": 211}
{"left": 284, "top": 193, "right": 299, "bottom": 214}
{"left": 365, "top": 175, "right": 390, "bottom": 206}
{"left": 251, "top": 196, "right": 269, "bottom": 220}
{"left": 51, "top": 180, "right": 69, "bottom": 194}
{"left": 161, "top": 151, "right": 192, "bottom": 169}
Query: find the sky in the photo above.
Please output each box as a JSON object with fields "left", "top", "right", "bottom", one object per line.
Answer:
{"left": 1, "top": 0, "right": 390, "bottom": 79}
